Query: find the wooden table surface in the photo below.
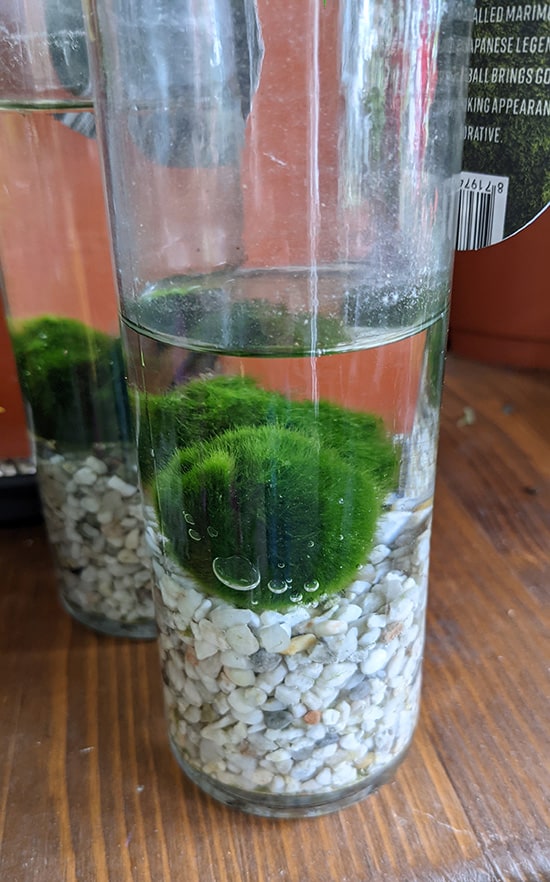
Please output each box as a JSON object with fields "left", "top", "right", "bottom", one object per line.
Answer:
{"left": 1, "top": 354, "right": 549, "bottom": 882}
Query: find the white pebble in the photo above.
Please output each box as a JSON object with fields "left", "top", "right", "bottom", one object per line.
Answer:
{"left": 97, "top": 510, "right": 114, "bottom": 525}
{"left": 311, "top": 619, "right": 348, "bottom": 637}
{"left": 255, "top": 665, "right": 287, "bottom": 690}
{"left": 375, "top": 511, "right": 412, "bottom": 546}
{"left": 305, "top": 723, "right": 326, "bottom": 741}
{"left": 193, "top": 598, "right": 213, "bottom": 621}
{"left": 224, "top": 667, "right": 256, "bottom": 687}
{"left": 125, "top": 528, "right": 140, "bottom": 551}
{"left": 197, "top": 654, "right": 223, "bottom": 679}
{"left": 195, "top": 641, "right": 220, "bottom": 661}
{"left": 182, "top": 679, "right": 203, "bottom": 707}
{"left": 318, "top": 662, "right": 357, "bottom": 688}
{"left": 284, "top": 671, "right": 315, "bottom": 692}
{"left": 404, "top": 623, "right": 420, "bottom": 647}
{"left": 361, "top": 647, "right": 388, "bottom": 675}
{"left": 73, "top": 467, "right": 96, "bottom": 486}
{"left": 381, "top": 576, "right": 405, "bottom": 602}
{"left": 350, "top": 579, "right": 371, "bottom": 596}
{"left": 338, "top": 604, "right": 363, "bottom": 623}
{"left": 274, "top": 684, "right": 303, "bottom": 706}
{"left": 184, "top": 705, "right": 201, "bottom": 724}
{"left": 81, "top": 496, "right": 100, "bottom": 514}
{"left": 265, "top": 748, "right": 291, "bottom": 764}
{"left": 322, "top": 708, "right": 340, "bottom": 726}
{"left": 228, "top": 688, "right": 257, "bottom": 715}
{"left": 251, "top": 768, "right": 273, "bottom": 787}
{"left": 329, "top": 628, "right": 358, "bottom": 661}
{"left": 258, "top": 624, "right": 291, "bottom": 653}
{"left": 193, "top": 619, "right": 228, "bottom": 653}
{"left": 242, "top": 686, "right": 268, "bottom": 707}
{"left": 359, "top": 627, "right": 382, "bottom": 646}
{"left": 225, "top": 625, "right": 260, "bottom": 656}
{"left": 367, "top": 613, "right": 387, "bottom": 629}
{"left": 331, "top": 762, "right": 357, "bottom": 787}
{"left": 219, "top": 650, "right": 252, "bottom": 670}
{"left": 118, "top": 548, "right": 139, "bottom": 565}
{"left": 173, "top": 586, "right": 204, "bottom": 622}
{"left": 209, "top": 607, "right": 254, "bottom": 630}
{"left": 299, "top": 662, "right": 324, "bottom": 680}
{"left": 201, "top": 723, "right": 230, "bottom": 743}
{"left": 370, "top": 544, "right": 390, "bottom": 564}
{"left": 259, "top": 610, "right": 286, "bottom": 626}
{"left": 389, "top": 597, "right": 415, "bottom": 622}
{"left": 302, "top": 691, "right": 324, "bottom": 711}
{"left": 386, "top": 648, "right": 406, "bottom": 679}
{"left": 230, "top": 707, "right": 264, "bottom": 726}
{"left": 106, "top": 475, "right": 138, "bottom": 497}
{"left": 315, "top": 768, "right": 332, "bottom": 787}
{"left": 85, "top": 456, "right": 108, "bottom": 475}
{"left": 340, "top": 733, "right": 361, "bottom": 752}
{"left": 270, "top": 775, "right": 286, "bottom": 793}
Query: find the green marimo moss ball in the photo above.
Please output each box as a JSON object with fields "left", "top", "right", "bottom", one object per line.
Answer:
{"left": 138, "top": 375, "right": 275, "bottom": 486}
{"left": 10, "top": 314, "right": 131, "bottom": 446}
{"left": 138, "top": 374, "right": 399, "bottom": 495}
{"left": 282, "top": 398, "right": 399, "bottom": 495}
{"left": 156, "top": 425, "right": 383, "bottom": 610}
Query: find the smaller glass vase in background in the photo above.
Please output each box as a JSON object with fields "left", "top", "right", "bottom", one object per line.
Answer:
{"left": 0, "top": 0, "right": 155, "bottom": 638}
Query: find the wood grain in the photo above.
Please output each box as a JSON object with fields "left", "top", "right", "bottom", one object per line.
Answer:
{"left": 0, "top": 355, "right": 548, "bottom": 882}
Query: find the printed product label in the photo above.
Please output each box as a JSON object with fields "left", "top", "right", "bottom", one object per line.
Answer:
{"left": 457, "top": 0, "right": 550, "bottom": 249}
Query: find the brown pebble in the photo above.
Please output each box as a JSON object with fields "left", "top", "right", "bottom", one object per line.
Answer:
{"left": 304, "top": 710, "right": 321, "bottom": 725}
{"left": 382, "top": 622, "right": 403, "bottom": 643}
{"left": 281, "top": 633, "right": 317, "bottom": 655}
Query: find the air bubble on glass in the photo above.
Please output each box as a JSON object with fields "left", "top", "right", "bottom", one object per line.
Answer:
{"left": 212, "top": 556, "right": 261, "bottom": 591}
{"left": 303, "top": 579, "right": 319, "bottom": 592}
{"left": 267, "top": 578, "right": 287, "bottom": 594}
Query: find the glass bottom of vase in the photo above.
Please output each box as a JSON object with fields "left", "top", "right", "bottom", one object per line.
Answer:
{"left": 60, "top": 593, "right": 157, "bottom": 640}
{"left": 169, "top": 736, "right": 412, "bottom": 818}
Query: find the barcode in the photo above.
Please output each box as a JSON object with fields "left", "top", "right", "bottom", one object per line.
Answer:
{"left": 456, "top": 172, "right": 509, "bottom": 250}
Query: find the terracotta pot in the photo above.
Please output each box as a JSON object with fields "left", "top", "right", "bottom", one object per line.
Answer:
{"left": 450, "top": 201, "right": 550, "bottom": 371}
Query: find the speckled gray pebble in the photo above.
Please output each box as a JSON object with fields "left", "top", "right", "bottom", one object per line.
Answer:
{"left": 250, "top": 648, "right": 282, "bottom": 673}
{"left": 264, "top": 710, "right": 294, "bottom": 730}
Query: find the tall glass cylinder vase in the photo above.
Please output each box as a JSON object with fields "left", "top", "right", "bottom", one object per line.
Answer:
{"left": 88, "top": 0, "right": 473, "bottom": 813}
{"left": 0, "top": 0, "right": 155, "bottom": 637}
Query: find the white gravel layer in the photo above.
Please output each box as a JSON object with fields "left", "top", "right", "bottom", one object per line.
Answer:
{"left": 150, "top": 494, "right": 432, "bottom": 799}
{"left": 37, "top": 443, "right": 155, "bottom": 633}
